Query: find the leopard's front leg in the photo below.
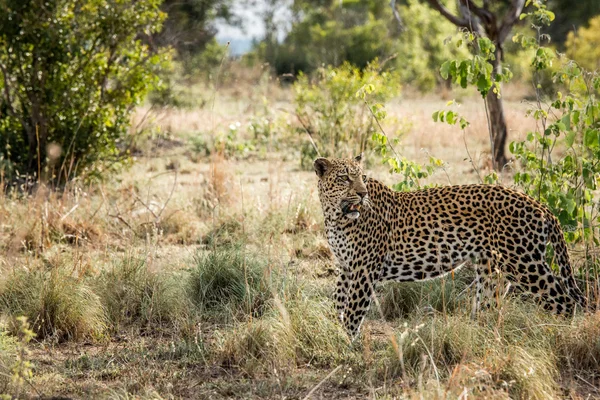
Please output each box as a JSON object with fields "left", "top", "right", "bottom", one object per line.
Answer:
{"left": 335, "top": 267, "right": 350, "bottom": 323}
{"left": 343, "top": 265, "right": 381, "bottom": 339}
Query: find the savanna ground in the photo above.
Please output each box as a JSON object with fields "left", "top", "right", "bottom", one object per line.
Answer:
{"left": 1, "top": 73, "right": 600, "bottom": 399}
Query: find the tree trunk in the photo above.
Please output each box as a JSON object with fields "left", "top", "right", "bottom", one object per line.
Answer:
{"left": 486, "top": 92, "right": 508, "bottom": 169}
{"left": 486, "top": 47, "right": 508, "bottom": 170}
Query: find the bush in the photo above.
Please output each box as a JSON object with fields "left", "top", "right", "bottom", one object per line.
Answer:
{"left": 565, "top": 15, "right": 600, "bottom": 71}
{"left": 509, "top": 59, "right": 600, "bottom": 246}
{"left": 0, "top": 325, "right": 16, "bottom": 393}
{"left": 0, "top": 0, "right": 169, "bottom": 183}
{"left": 0, "top": 264, "right": 107, "bottom": 341}
{"left": 293, "top": 61, "right": 400, "bottom": 168}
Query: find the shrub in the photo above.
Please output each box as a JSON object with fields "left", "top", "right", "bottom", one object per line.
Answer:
{"left": 293, "top": 61, "right": 400, "bottom": 168}
{"left": 182, "top": 38, "right": 230, "bottom": 80}
{"left": 565, "top": 15, "right": 600, "bottom": 72}
{"left": 509, "top": 55, "right": 600, "bottom": 247}
{"left": 95, "top": 256, "right": 191, "bottom": 333}
{"left": 0, "top": 264, "right": 106, "bottom": 341}
{"left": 0, "top": 0, "right": 169, "bottom": 183}
{"left": 0, "top": 324, "right": 17, "bottom": 393}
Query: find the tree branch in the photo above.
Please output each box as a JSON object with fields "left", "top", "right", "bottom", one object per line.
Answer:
{"left": 498, "top": 0, "right": 525, "bottom": 44}
{"left": 389, "top": 0, "right": 405, "bottom": 31}
{"left": 425, "top": 0, "right": 470, "bottom": 28}
{"left": 461, "top": 0, "right": 495, "bottom": 26}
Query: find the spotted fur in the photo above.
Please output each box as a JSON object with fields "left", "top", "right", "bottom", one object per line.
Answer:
{"left": 315, "top": 156, "right": 587, "bottom": 338}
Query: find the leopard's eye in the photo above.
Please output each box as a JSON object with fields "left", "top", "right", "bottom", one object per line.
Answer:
{"left": 362, "top": 175, "right": 367, "bottom": 181}
{"left": 336, "top": 175, "right": 350, "bottom": 183}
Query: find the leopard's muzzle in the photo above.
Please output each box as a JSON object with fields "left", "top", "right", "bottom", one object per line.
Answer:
{"left": 341, "top": 200, "right": 363, "bottom": 219}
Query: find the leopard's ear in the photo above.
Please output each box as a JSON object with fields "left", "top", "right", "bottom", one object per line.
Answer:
{"left": 314, "top": 158, "right": 332, "bottom": 179}
{"left": 354, "top": 153, "right": 363, "bottom": 164}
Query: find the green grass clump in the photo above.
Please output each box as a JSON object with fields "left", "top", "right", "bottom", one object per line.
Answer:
{"left": 378, "top": 273, "right": 471, "bottom": 320}
{"left": 376, "top": 301, "right": 561, "bottom": 399}
{"left": 0, "top": 265, "right": 106, "bottom": 341}
{"left": 95, "top": 256, "right": 191, "bottom": 333}
{"left": 202, "top": 218, "right": 245, "bottom": 248}
{"left": 218, "top": 320, "right": 279, "bottom": 375}
{"left": 275, "top": 294, "right": 353, "bottom": 367}
{"left": 188, "top": 245, "right": 274, "bottom": 320}
{"left": 214, "top": 278, "right": 356, "bottom": 375}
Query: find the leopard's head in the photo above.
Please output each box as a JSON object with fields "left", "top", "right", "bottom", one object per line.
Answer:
{"left": 314, "top": 155, "right": 369, "bottom": 222}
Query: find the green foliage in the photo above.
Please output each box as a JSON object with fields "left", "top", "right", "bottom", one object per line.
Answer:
{"left": 439, "top": 33, "right": 513, "bottom": 98}
{"left": 262, "top": 0, "right": 396, "bottom": 75}
{"left": 293, "top": 61, "right": 401, "bottom": 168}
{"left": 0, "top": 317, "right": 34, "bottom": 399}
{"left": 180, "top": 38, "right": 230, "bottom": 80}
{"left": 510, "top": 73, "right": 600, "bottom": 244}
{"left": 156, "top": 0, "right": 234, "bottom": 63}
{"left": 509, "top": 6, "right": 600, "bottom": 246}
{"left": 0, "top": 324, "right": 17, "bottom": 394}
{"left": 385, "top": 155, "right": 445, "bottom": 192}
{"left": 0, "top": 0, "right": 169, "bottom": 182}
{"left": 565, "top": 15, "right": 600, "bottom": 71}
{"left": 394, "top": 0, "right": 469, "bottom": 91}
{"left": 546, "top": 0, "right": 600, "bottom": 47}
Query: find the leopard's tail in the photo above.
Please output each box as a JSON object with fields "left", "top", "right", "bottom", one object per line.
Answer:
{"left": 547, "top": 212, "right": 589, "bottom": 310}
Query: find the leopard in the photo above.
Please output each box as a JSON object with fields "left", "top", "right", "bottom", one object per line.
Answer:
{"left": 314, "top": 155, "right": 588, "bottom": 338}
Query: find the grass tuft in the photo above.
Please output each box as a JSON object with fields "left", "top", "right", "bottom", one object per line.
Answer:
{"left": 377, "top": 300, "right": 562, "bottom": 399}
{"left": 218, "top": 320, "right": 278, "bottom": 375}
{"left": 556, "top": 311, "right": 600, "bottom": 373}
{"left": 188, "top": 245, "right": 274, "bottom": 320}
{"left": 0, "top": 264, "right": 107, "bottom": 341}
{"left": 95, "top": 256, "right": 191, "bottom": 334}
{"left": 378, "top": 274, "right": 470, "bottom": 320}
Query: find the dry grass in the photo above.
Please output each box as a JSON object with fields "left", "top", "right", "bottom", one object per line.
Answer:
{"left": 1, "top": 82, "right": 599, "bottom": 399}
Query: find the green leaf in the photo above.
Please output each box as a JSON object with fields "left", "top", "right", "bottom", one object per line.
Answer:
{"left": 440, "top": 61, "right": 452, "bottom": 80}
{"left": 584, "top": 128, "right": 600, "bottom": 149}
{"left": 565, "top": 130, "right": 576, "bottom": 147}
{"left": 446, "top": 111, "right": 457, "bottom": 125}
{"left": 560, "top": 113, "right": 571, "bottom": 131}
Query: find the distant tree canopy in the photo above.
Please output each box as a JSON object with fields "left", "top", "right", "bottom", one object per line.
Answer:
{"left": 547, "top": 0, "right": 600, "bottom": 47}
{"left": 259, "top": 0, "right": 398, "bottom": 76}
{"left": 565, "top": 15, "right": 600, "bottom": 71}
{"left": 156, "top": 0, "right": 235, "bottom": 58}
{"left": 253, "top": 0, "right": 600, "bottom": 83}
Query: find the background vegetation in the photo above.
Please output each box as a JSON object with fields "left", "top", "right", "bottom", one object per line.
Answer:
{"left": 1, "top": 0, "right": 600, "bottom": 398}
